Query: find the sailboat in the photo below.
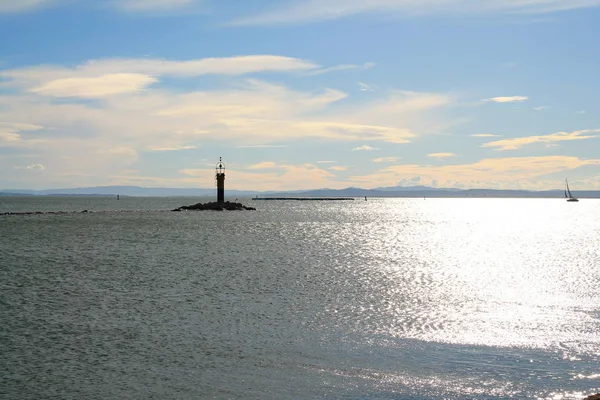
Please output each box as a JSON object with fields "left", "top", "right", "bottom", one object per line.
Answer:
{"left": 565, "top": 179, "right": 579, "bottom": 202}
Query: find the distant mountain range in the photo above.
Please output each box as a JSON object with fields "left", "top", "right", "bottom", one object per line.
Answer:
{"left": 0, "top": 186, "right": 255, "bottom": 197}
{"left": 2, "top": 185, "right": 599, "bottom": 198}
{"left": 265, "top": 187, "right": 600, "bottom": 198}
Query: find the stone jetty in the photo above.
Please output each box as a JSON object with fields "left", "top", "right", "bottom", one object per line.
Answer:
{"left": 1, "top": 211, "right": 86, "bottom": 216}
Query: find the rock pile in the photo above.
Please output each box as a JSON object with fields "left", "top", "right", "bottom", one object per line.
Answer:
{"left": 172, "top": 201, "right": 256, "bottom": 212}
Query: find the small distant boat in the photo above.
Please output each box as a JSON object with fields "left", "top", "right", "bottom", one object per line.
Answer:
{"left": 565, "top": 179, "right": 579, "bottom": 202}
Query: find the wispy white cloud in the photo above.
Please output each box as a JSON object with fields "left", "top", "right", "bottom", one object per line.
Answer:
{"left": 329, "top": 166, "right": 348, "bottom": 171}
{"left": 358, "top": 82, "right": 374, "bottom": 92}
{"left": 0, "top": 0, "right": 57, "bottom": 13}
{"left": 294, "top": 122, "right": 413, "bottom": 143}
{"left": 472, "top": 133, "right": 500, "bottom": 137}
{"left": 152, "top": 81, "right": 350, "bottom": 125}
{"left": 104, "top": 146, "right": 139, "bottom": 162}
{"left": 483, "top": 129, "right": 600, "bottom": 151}
{"left": 484, "top": 96, "right": 528, "bottom": 103}
{"left": 352, "top": 145, "right": 378, "bottom": 151}
{"left": 0, "top": 131, "right": 22, "bottom": 142}
{"left": 509, "top": 16, "right": 557, "bottom": 24}
{"left": 428, "top": 152, "right": 456, "bottom": 158}
{"left": 0, "top": 122, "right": 45, "bottom": 132}
{"left": 1, "top": 56, "right": 319, "bottom": 92}
{"left": 112, "top": 0, "right": 202, "bottom": 12}
{"left": 303, "top": 62, "right": 375, "bottom": 76}
{"left": 31, "top": 73, "right": 158, "bottom": 98}
{"left": 534, "top": 106, "right": 548, "bottom": 111}
{"left": 333, "top": 90, "right": 454, "bottom": 142}
{"left": 0, "top": 0, "right": 205, "bottom": 14}
{"left": 232, "top": 0, "right": 600, "bottom": 26}
{"left": 0, "top": 122, "right": 46, "bottom": 146}
{"left": 248, "top": 161, "right": 278, "bottom": 170}
{"left": 27, "top": 163, "right": 46, "bottom": 170}
{"left": 1, "top": 55, "right": 328, "bottom": 102}
{"left": 373, "top": 157, "right": 399, "bottom": 163}
{"left": 148, "top": 145, "right": 197, "bottom": 151}
{"left": 236, "top": 144, "right": 288, "bottom": 148}
{"left": 14, "top": 163, "right": 47, "bottom": 170}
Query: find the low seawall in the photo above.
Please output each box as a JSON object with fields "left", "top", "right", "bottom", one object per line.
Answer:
{"left": 252, "top": 197, "right": 355, "bottom": 201}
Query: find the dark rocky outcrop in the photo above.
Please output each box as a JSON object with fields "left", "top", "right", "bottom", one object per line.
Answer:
{"left": 1, "top": 211, "right": 74, "bottom": 216}
{"left": 584, "top": 394, "right": 600, "bottom": 400}
{"left": 172, "top": 201, "right": 255, "bottom": 212}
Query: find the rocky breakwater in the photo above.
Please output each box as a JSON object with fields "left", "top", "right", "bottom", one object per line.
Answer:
{"left": 172, "top": 201, "right": 256, "bottom": 212}
{"left": 1, "top": 210, "right": 88, "bottom": 216}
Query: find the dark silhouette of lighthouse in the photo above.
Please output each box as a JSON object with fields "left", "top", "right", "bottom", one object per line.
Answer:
{"left": 215, "top": 157, "right": 225, "bottom": 204}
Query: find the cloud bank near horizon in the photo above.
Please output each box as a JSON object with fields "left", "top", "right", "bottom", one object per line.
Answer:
{"left": 0, "top": 55, "right": 460, "bottom": 190}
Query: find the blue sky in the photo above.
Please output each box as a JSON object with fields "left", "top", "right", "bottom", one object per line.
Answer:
{"left": 1, "top": 0, "right": 599, "bottom": 191}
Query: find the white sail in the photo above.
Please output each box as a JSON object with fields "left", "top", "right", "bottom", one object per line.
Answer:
{"left": 565, "top": 179, "right": 579, "bottom": 202}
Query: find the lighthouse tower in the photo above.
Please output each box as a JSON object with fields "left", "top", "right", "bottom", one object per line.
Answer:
{"left": 215, "top": 157, "right": 225, "bottom": 204}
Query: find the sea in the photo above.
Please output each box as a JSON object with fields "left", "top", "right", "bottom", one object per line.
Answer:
{"left": 1, "top": 196, "right": 599, "bottom": 400}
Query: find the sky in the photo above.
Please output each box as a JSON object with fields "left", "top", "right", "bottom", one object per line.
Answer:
{"left": 1, "top": 0, "right": 600, "bottom": 191}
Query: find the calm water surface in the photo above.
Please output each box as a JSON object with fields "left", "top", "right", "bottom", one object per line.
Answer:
{"left": 1, "top": 197, "right": 599, "bottom": 399}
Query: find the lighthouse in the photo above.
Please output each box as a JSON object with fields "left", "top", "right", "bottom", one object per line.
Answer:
{"left": 215, "top": 157, "right": 225, "bottom": 204}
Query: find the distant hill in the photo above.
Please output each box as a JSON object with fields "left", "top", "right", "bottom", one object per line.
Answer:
{"left": 373, "top": 185, "right": 461, "bottom": 192}
{"left": 265, "top": 187, "right": 600, "bottom": 199}
{"left": 1, "top": 185, "right": 599, "bottom": 198}
{"left": 0, "top": 186, "right": 260, "bottom": 197}
{"left": 0, "top": 192, "right": 34, "bottom": 196}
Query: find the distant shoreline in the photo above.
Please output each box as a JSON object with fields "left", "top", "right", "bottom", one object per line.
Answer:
{"left": 2, "top": 193, "right": 599, "bottom": 199}
{"left": 2, "top": 185, "right": 599, "bottom": 199}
